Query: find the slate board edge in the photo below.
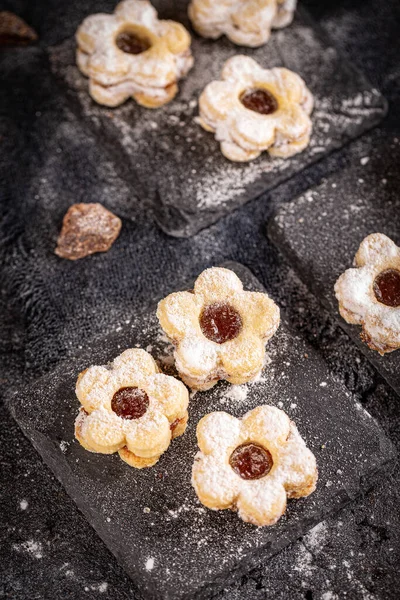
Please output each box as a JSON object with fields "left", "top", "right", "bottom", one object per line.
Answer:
{"left": 5, "top": 262, "right": 397, "bottom": 599}
{"left": 267, "top": 214, "right": 400, "bottom": 397}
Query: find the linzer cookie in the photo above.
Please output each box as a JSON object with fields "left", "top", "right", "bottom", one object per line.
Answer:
{"left": 192, "top": 406, "right": 317, "bottom": 526}
{"left": 75, "top": 349, "right": 189, "bottom": 468}
{"left": 188, "top": 0, "right": 296, "bottom": 47}
{"left": 157, "top": 267, "right": 280, "bottom": 390}
{"left": 197, "top": 56, "right": 313, "bottom": 162}
{"left": 335, "top": 233, "right": 400, "bottom": 355}
{"left": 55, "top": 203, "right": 121, "bottom": 260}
{"left": 76, "top": 0, "right": 193, "bottom": 108}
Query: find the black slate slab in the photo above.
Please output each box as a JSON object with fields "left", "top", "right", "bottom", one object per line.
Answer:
{"left": 48, "top": 1, "right": 387, "bottom": 237}
{"left": 268, "top": 139, "right": 400, "bottom": 396}
{"left": 8, "top": 263, "right": 395, "bottom": 600}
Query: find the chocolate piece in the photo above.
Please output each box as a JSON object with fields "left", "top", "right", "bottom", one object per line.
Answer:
{"left": 200, "top": 302, "right": 242, "bottom": 344}
{"left": 116, "top": 31, "right": 151, "bottom": 55}
{"left": 229, "top": 443, "right": 273, "bottom": 480}
{"left": 111, "top": 387, "right": 149, "bottom": 420}
{"left": 240, "top": 89, "right": 278, "bottom": 115}
{"left": 373, "top": 269, "right": 400, "bottom": 307}
{"left": 55, "top": 203, "right": 121, "bottom": 260}
{"left": 0, "top": 11, "right": 38, "bottom": 47}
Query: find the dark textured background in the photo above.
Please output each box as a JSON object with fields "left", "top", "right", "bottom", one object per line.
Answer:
{"left": 1, "top": 0, "right": 400, "bottom": 599}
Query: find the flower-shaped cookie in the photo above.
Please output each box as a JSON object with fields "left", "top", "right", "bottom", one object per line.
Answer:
{"left": 188, "top": 0, "right": 296, "bottom": 47}
{"left": 197, "top": 56, "right": 313, "bottom": 162}
{"left": 157, "top": 267, "right": 280, "bottom": 391}
{"left": 334, "top": 233, "right": 400, "bottom": 355}
{"left": 76, "top": 0, "right": 193, "bottom": 108}
{"left": 192, "top": 406, "right": 317, "bottom": 526}
{"left": 75, "top": 348, "right": 189, "bottom": 468}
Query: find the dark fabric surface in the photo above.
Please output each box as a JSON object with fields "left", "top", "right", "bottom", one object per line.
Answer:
{"left": 1, "top": 0, "right": 400, "bottom": 599}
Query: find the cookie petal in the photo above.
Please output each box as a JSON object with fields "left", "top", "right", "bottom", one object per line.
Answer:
{"left": 145, "top": 373, "right": 189, "bottom": 420}
{"left": 278, "top": 423, "right": 317, "bottom": 498}
{"left": 196, "top": 411, "right": 242, "bottom": 455}
{"left": 334, "top": 266, "right": 373, "bottom": 324}
{"left": 175, "top": 335, "right": 219, "bottom": 379}
{"left": 158, "top": 20, "right": 191, "bottom": 55}
{"left": 275, "top": 103, "right": 311, "bottom": 141}
{"left": 239, "top": 291, "right": 280, "bottom": 339}
{"left": 236, "top": 479, "right": 287, "bottom": 526}
{"left": 355, "top": 233, "right": 400, "bottom": 267}
{"left": 222, "top": 55, "right": 263, "bottom": 84}
{"left": 221, "top": 334, "right": 265, "bottom": 383}
{"left": 125, "top": 410, "right": 171, "bottom": 458}
{"left": 76, "top": 365, "right": 114, "bottom": 413}
{"left": 157, "top": 291, "right": 201, "bottom": 340}
{"left": 231, "top": 114, "right": 276, "bottom": 150}
{"left": 112, "top": 348, "right": 158, "bottom": 379}
{"left": 76, "top": 14, "right": 116, "bottom": 54}
{"left": 199, "top": 80, "right": 237, "bottom": 125}
{"left": 241, "top": 405, "right": 291, "bottom": 449}
{"left": 77, "top": 408, "right": 125, "bottom": 454}
{"left": 192, "top": 453, "right": 240, "bottom": 509}
{"left": 115, "top": 0, "right": 158, "bottom": 26}
{"left": 194, "top": 267, "right": 243, "bottom": 302}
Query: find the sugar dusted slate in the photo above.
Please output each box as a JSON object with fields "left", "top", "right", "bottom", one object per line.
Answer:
{"left": 268, "top": 142, "right": 400, "bottom": 396}
{"left": 49, "top": 2, "right": 386, "bottom": 237}
{"left": 8, "top": 263, "right": 395, "bottom": 599}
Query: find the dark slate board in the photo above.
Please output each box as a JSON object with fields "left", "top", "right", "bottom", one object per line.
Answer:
{"left": 8, "top": 263, "right": 395, "bottom": 599}
{"left": 268, "top": 139, "right": 400, "bottom": 396}
{"left": 49, "top": 1, "right": 387, "bottom": 237}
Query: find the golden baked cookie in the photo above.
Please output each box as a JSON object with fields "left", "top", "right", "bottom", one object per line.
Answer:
{"left": 74, "top": 348, "right": 189, "bottom": 468}
{"left": 192, "top": 406, "right": 317, "bottom": 526}
{"left": 76, "top": 0, "right": 193, "bottom": 108}
{"left": 188, "top": 0, "right": 296, "bottom": 47}
{"left": 197, "top": 55, "right": 313, "bottom": 162}
{"left": 157, "top": 267, "right": 280, "bottom": 391}
{"left": 334, "top": 233, "right": 400, "bottom": 355}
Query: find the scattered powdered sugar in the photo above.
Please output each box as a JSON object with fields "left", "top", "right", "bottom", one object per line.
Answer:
{"left": 220, "top": 385, "right": 248, "bottom": 404}
{"left": 145, "top": 557, "right": 155, "bottom": 571}
{"left": 322, "top": 592, "right": 339, "bottom": 600}
{"left": 293, "top": 543, "right": 314, "bottom": 577}
{"left": 303, "top": 521, "right": 328, "bottom": 553}
{"left": 13, "top": 540, "right": 43, "bottom": 559}
{"left": 59, "top": 440, "right": 69, "bottom": 453}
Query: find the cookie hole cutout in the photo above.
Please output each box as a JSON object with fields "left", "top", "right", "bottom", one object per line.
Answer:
{"left": 240, "top": 88, "right": 278, "bottom": 115}
{"left": 116, "top": 30, "right": 151, "bottom": 55}
{"left": 373, "top": 269, "right": 400, "bottom": 307}
{"left": 229, "top": 443, "right": 273, "bottom": 480}
{"left": 199, "top": 302, "right": 242, "bottom": 344}
{"left": 111, "top": 387, "right": 149, "bottom": 419}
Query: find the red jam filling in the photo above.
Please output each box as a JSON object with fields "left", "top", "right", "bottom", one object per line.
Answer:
{"left": 111, "top": 387, "right": 149, "bottom": 419}
{"left": 116, "top": 31, "right": 151, "bottom": 54}
{"left": 373, "top": 269, "right": 400, "bottom": 307}
{"left": 200, "top": 302, "right": 242, "bottom": 344}
{"left": 229, "top": 443, "right": 273, "bottom": 480}
{"left": 240, "top": 88, "right": 278, "bottom": 115}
